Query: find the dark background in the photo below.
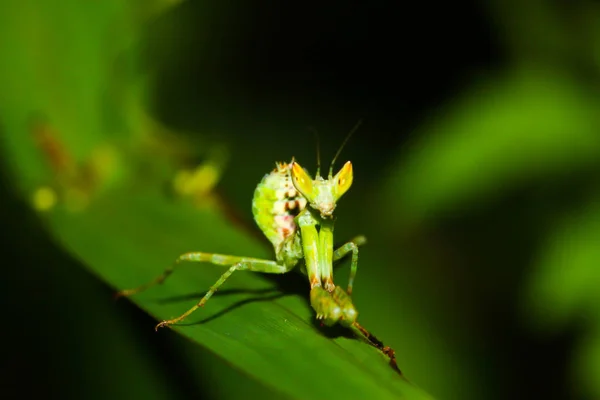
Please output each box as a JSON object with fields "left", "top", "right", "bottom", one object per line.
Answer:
{"left": 2, "top": 1, "right": 599, "bottom": 399}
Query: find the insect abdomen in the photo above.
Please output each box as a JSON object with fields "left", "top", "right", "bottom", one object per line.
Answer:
{"left": 252, "top": 161, "right": 307, "bottom": 265}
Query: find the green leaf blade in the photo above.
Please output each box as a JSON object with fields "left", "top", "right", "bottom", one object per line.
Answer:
{"left": 48, "top": 188, "right": 432, "bottom": 400}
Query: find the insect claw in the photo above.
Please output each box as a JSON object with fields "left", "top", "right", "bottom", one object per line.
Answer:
{"left": 155, "top": 321, "right": 171, "bottom": 331}
{"left": 114, "top": 289, "right": 132, "bottom": 300}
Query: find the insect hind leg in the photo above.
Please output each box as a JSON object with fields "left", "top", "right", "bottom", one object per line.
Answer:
{"left": 116, "top": 252, "right": 287, "bottom": 298}
{"left": 116, "top": 252, "right": 292, "bottom": 329}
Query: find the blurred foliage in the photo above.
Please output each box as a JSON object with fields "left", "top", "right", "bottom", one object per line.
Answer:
{"left": 385, "top": 69, "right": 600, "bottom": 225}
{"left": 2, "top": 1, "right": 600, "bottom": 400}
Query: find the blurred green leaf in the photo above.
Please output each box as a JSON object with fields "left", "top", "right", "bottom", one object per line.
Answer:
{"left": 383, "top": 69, "right": 600, "bottom": 225}
{"left": 523, "top": 195, "right": 600, "bottom": 398}
{"left": 0, "top": 0, "right": 187, "bottom": 398}
{"left": 575, "top": 322, "right": 600, "bottom": 400}
{"left": 0, "top": 0, "right": 179, "bottom": 192}
{"left": 524, "top": 196, "right": 600, "bottom": 330}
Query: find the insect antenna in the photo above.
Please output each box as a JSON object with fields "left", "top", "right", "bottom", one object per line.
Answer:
{"left": 328, "top": 119, "right": 363, "bottom": 178}
{"left": 308, "top": 126, "right": 322, "bottom": 178}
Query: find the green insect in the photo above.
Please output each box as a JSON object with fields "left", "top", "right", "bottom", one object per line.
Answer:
{"left": 117, "top": 123, "right": 400, "bottom": 370}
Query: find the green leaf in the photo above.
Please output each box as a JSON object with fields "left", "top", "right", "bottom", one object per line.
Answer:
{"left": 45, "top": 186, "right": 431, "bottom": 400}
{"left": 522, "top": 196, "right": 600, "bottom": 398}
{"left": 524, "top": 197, "right": 600, "bottom": 330}
{"left": 574, "top": 322, "right": 600, "bottom": 400}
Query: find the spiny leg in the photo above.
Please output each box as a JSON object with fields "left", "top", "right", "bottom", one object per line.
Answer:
{"left": 310, "top": 286, "right": 358, "bottom": 328}
{"left": 332, "top": 236, "right": 364, "bottom": 295}
{"left": 116, "top": 252, "right": 291, "bottom": 330}
{"left": 296, "top": 209, "right": 322, "bottom": 289}
{"left": 310, "top": 286, "right": 342, "bottom": 326}
{"left": 331, "top": 286, "right": 357, "bottom": 326}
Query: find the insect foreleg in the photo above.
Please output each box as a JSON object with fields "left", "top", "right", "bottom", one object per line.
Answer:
{"left": 296, "top": 209, "right": 321, "bottom": 289}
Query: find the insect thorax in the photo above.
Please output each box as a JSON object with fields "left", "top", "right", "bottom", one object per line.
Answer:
{"left": 252, "top": 161, "right": 307, "bottom": 266}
